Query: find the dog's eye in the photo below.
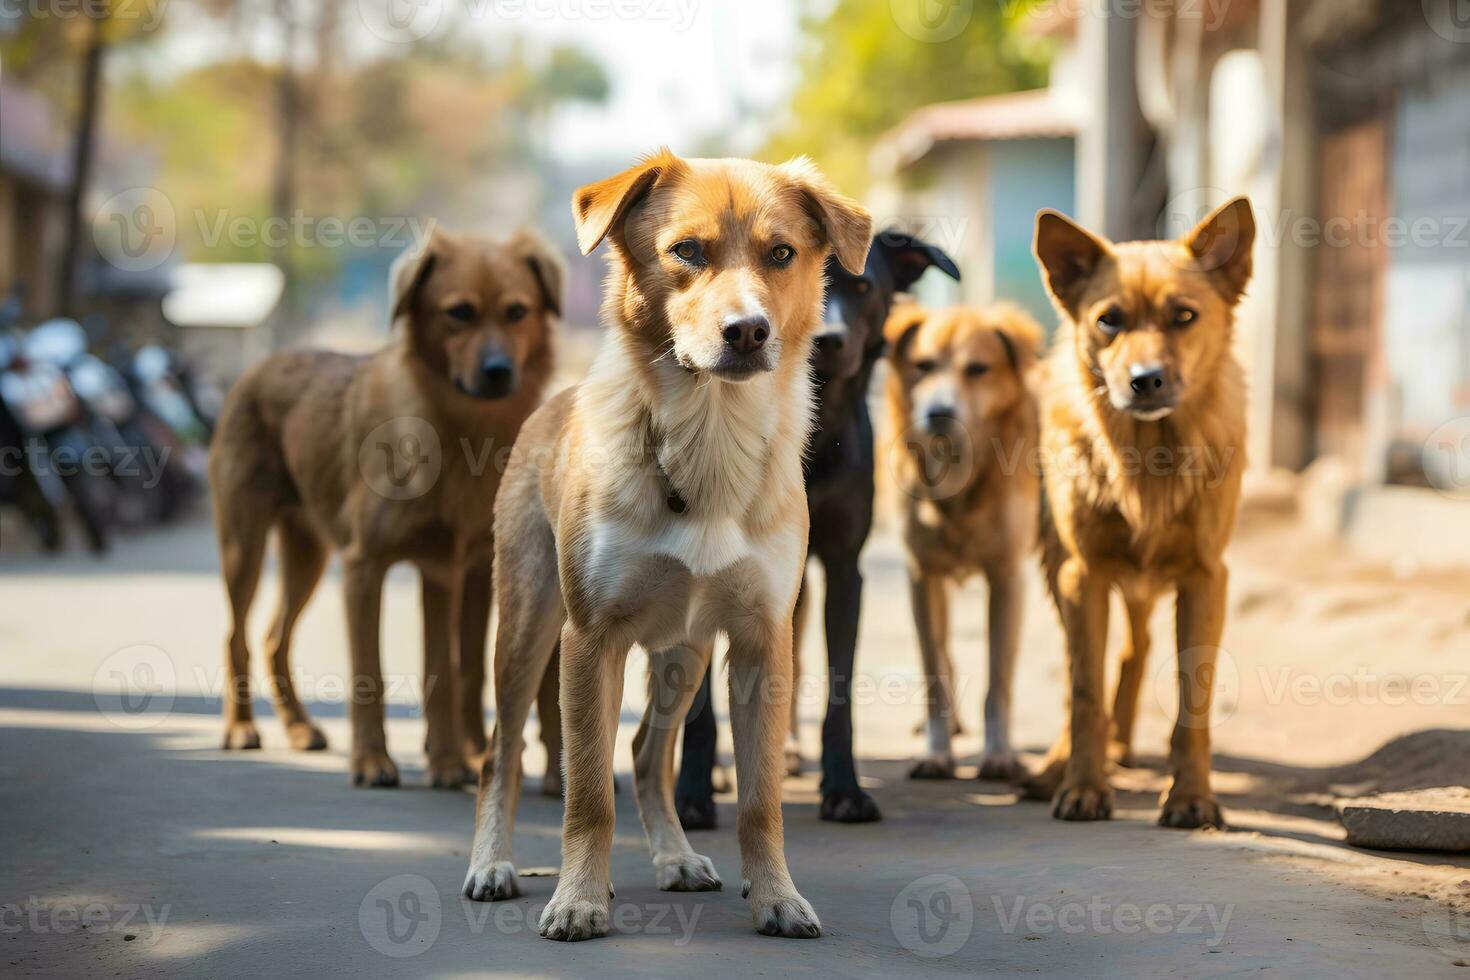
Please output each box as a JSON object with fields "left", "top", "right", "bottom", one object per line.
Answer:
{"left": 671, "top": 240, "right": 704, "bottom": 266}
{"left": 1097, "top": 307, "right": 1125, "bottom": 333}
{"left": 853, "top": 280, "right": 871, "bottom": 295}
{"left": 1173, "top": 307, "right": 1197, "bottom": 328}
{"left": 771, "top": 244, "right": 795, "bottom": 265}
{"left": 446, "top": 303, "right": 477, "bottom": 323}
{"left": 504, "top": 302, "right": 529, "bottom": 323}
{"left": 913, "top": 358, "right": 937, "bottom": 374}
{"left": 964, "top": 363, "right": 990, "bottom": 378}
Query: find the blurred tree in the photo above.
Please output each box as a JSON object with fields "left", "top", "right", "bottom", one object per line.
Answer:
{"left": 765, "top": 0, "right": 1052, "bottom": 193}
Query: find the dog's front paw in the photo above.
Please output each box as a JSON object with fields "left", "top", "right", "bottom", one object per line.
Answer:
{"left": 285, "top": 721, "right": 327, "bottom": 751}
{"left": 977, "top": 750, "right": 1027, "bottom": 782}
{"left": 428, "top": 756, "right": 473, "bottom": 789}
{"left": 1051, "top": 780, "right": 1113, "bottom": 821}
{"left": 462, "top": 860, "right": 520, "bottom": 901}
{"left": 820, "top": 788, "right": 881, "bottom": 823}
{"left": 908, "top": 754, "right": 956, "bottom": 780}
{"left": 655, "top": 853, "right": 722, "bottom": 892}
{"left": 538, "top": 891, "right": 609, "bottom": 942}
{"left": 222, "top": 722, "right": 261, "bottom": 750}
{"left": 750, "top": 890, "right": 821, "bottom": 939}
{"left": 675, "top": 793, "right": 717, "bottom": 831}
{"left": 1159, "top": 792, "right": 1224, "bottom": 830}
{"left": 351, "top": 751, "right": 400, "bottom": 788}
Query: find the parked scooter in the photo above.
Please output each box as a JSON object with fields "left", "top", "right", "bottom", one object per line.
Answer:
{"left": 0, "top": 327, "right": 112, "bottom": 552}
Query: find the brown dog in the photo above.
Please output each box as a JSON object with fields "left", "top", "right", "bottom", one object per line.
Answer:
{"left": 884, "top": 303, "right": 1042, "bottom": 782}
{"left": 1025, "top": 198, "right": 1253, "bottom": 829}
{"left": 208, "top": 226, "right": 562, "bottom": 788}
{"left": 461, "top": 149, "right": 871, "bottom": 941}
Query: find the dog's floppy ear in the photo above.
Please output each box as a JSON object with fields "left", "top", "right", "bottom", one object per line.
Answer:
{"left": 573, "top": 147, "right": 686, "bottom": 256}
{"left": 780, "top": 157, "right": 873, "bottom": 276}
{"left": 883, "top": 304, "right": 928, "bottom": 361}
{"left": 1182, "top": 196, "right": 1255, "bottom": 304}
{"left": 390, "top": 227, "right": 444, "bottom": 326}
{"left": 1033, "top": 210, "right": 1111, "bottom": 317}
{"left": 874, "top": 229, "right": 962, "bottom": 293}
{"left": 990, "top": 302, "right": 1045, "bottom": 375}
{"left": 508, "top": 227, "right": 566, "bottom": 318}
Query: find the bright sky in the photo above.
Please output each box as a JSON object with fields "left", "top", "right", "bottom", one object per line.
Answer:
{"left": 148, "top": 0, "right": 804, "bottom": 161}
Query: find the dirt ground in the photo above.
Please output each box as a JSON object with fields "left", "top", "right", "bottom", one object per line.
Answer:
{"left": 2, "top": 486, "right": 1469, "bottom": 978}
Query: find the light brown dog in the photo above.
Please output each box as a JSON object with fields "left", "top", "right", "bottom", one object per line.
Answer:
{"left": 884, "top": 303, "right": 1042, "bottom": 782}
{"left": 1024, "top": 198, "right": 1254, "bottom": 829}
{"left": 461, "top": 149, "right": 871, "bottom": 941}
{"left": 208, "top": 226, "right": 562, "bottom": 788}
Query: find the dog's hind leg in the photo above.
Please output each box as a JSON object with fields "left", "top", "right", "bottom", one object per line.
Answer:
{"left": 674, "top": 665, "right": 719, "bottom": 830}
{"left": 634, "top": 642, "right": 722, "bottom": 892}
{"left": 1159, "top": 566, "right": 1227, "bottom": 830}
{"left": 1109, "top": 593, "right": 1158, "bottom": 768}
{"left": 219, "top": 512, "right": 270, "bottom": 750}
{"left": 908, "top": 570, "right": 957, "bottom": 779}
{"left": 264, "top": 511, "right": 328, "bottom": 751}
{"left": 536, "top": 643, "right": 562, "bottom": 796}
{"left": 818, "top": 557, "right": 880, "bottom": 821}
{"left": 457, "top": 562, "right": 492, "bottom": 769}
{"left": 464, "top": 522, "right": 563, "bottom": 903}
{"left": 537, "top": 622, "right": 627, "bottom": 941}
{"left": 978, "top": 560, "right": 1027, "bottom": 781}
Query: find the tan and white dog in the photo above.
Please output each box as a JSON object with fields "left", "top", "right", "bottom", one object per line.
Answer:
{"left": 461, "top": 149, "right": 871, "bottom": 941}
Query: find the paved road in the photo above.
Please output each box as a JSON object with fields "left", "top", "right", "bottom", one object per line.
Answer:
{"left": 2, "top": 517, "right": 1467, "bottom": 978}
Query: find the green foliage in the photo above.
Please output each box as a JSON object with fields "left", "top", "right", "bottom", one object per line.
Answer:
{"left": 764, "top": 0, "right": 1052, "bottom": 193}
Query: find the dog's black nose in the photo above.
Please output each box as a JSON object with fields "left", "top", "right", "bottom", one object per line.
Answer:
{"left": 723, "top": 317, "right": 769, "bottom": 354}
{"left": 479, "top": 354, "right": 515, "bottom": 399}
{"left": 1129, "top": 365, "right": 1167, "bottom": 394}
{"left": 926, "top": 405, "right": 958, "bottom": 428}
{"left": 813, "top": 332, "right": 845, "bottom": 353}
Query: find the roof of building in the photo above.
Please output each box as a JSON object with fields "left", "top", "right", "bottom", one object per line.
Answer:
{"left": 872, "top": 88, "right": 1078, "bottom": 174}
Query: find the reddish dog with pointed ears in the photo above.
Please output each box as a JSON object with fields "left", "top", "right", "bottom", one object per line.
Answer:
{"left": 461, "top": 149, "right": 872, "bottom": 941}
{"left": 1024, "top": 198, "right": 1254, "bottom": 829}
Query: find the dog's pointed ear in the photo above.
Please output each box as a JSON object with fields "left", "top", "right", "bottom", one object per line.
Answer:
{"left": 508, "top": 227, "right": 566, "bottom": 318}
{"left": 390, "top": 227, "right": 445, "bottom": 326}
{"left": 779, "top": 157, "right": 873, "bottom": 275}
{"left": 875, "top": 229, "right": 962, "bottom": 293}
{"left": 1033, "top": 210, "right": 1112, "bottom": 317}
{"left": 1182, "top": 196, "right": 1255, "bottom": 304}
{"left": 573, "top": 148, "right": 686, "bottom": 256}
{"left": 991, "top": 303, "right": 1045, "bottom": 375}
{"left": 883, "top": 303, "right": 928, "bottom": 361}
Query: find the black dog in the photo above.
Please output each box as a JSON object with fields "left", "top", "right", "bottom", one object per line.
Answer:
{"left": 675, "top": 230, "right": 961, "bottom": 827}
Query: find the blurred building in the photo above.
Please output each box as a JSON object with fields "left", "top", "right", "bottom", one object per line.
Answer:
{"left": 0, "top": 80, "right": 70, "bottom": 319}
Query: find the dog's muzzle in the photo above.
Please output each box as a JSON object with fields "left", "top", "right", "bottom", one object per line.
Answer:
{"left": 460, "top": 354, "right": 516, "bottom": 400}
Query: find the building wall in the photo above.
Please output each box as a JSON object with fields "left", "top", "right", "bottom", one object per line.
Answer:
{"left": 986, "top": 138, "right": 1075, "bottom": 328}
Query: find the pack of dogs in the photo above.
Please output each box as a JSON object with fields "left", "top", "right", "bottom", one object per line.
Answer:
{"left": 209, "top": 149, "right": 1255, "bottom": 941}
